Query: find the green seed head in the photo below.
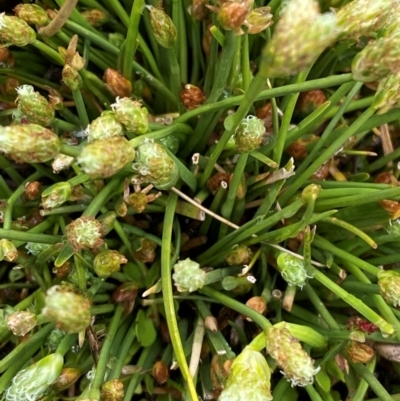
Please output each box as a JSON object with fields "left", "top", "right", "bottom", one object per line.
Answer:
{"left": 77, "top": 137, "right": 135, "bottom": 178}
{"left": 93, "top": 250, "right": 128, "bottom": 277}
{"left": 173, "top": 258, "right": 206, "bottom": 292}
{"left": 220, "top": 346, "right": 272, "bottom": 401}
{"left": 336, "top": 0, "right": 392, "bottom": 40}
{"left": 234, "top": 115, "right": 266, "bottom": 153}
{"left": 277, "top": 253, "right": 309, "bottom": 288}
{"left": 81, "top": 9, "right": 109, "bottom": 27}
{"left": 66, "top": 216, "right": 104, "bottom": 251}
{"left": 261, "top": 0, "right": 338, "bottom": 78}
{"left": 16, "top": 85, "right": 55, "bottom": 126}
{"left": 86, "top": 111, "right": 124, "bottom": 143}
{"left": 111, "top": 97, "right": 149, "bottom": 134}
{"left": 265, "top": 325, "right": 320, "bottom": 386}
{"left": 43, "top": 285, "right": 91, "bottom": 333}
{"left": 378, "top": 270, "right": 400, "bottom": 307}
{"left": 0, "top": 124, "right": 60, "bottom": 163}
{"left": 301, "top": 183, "right": 321, "bottom": 203}
{"left": 0, "top": 239, "right": 18, "bottom": 262}
{"left": 100, "top": 379, "right": 125, "bottom": 401}
{"left": 372, "top": 71, "right": 400, "bottom": 111}
{"left": 351, "top": 35, "right": 400, "bottom": 82}
{"left": 225, "top": 244, "right": 253, "bottom": 266}
{"left": 0, "top": 13, "right": 36, "bottom": 47}
{"left": 13, "top": 4, "right": 49, "bottom": 26}
{"left": 5, "top": 353, "right": 64, "bottom": 401}
{"left": 6, "top": 310, "right": 37, "bottom": 336}
{"left": 134, "top": 141, "right": 179, "bottom": 190}
{"left": 148, "top": 6, "right": 177, "bottom": 49}
{"left": 62, "top": 64, "right": 83, "bottom": 91}
{"left": 41, "top": 182, "right": 72, "bottom": 210}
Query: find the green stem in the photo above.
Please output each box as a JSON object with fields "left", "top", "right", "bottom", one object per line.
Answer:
{"left": 161, "top": 192, "right": 198, "bottom": 401}
{"left": 72, "top": 89, "right": 90, "bottom": 127}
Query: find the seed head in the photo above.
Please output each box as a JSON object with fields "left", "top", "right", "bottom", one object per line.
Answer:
{"left": 372, "top": 71, "right": 400, "bottom": 111}
{"left": 216, "top": 1, "right": 252, "bottom": 31}
{"left": 345, "top": 340, "right": 374, "bottom": 364}
{"left": 277, "top": 253, "right": 310, "bottom": 288}
{"left": 0, "top": 13, "right": 36, "bottom": 47}
{"left": 148, "top": 6, "right": 177, "bottom": 49}
{"left": 152, "top": 361, "right": 169, "bottom": 384}
{"left": 62, "top": 64, "right": 83, "bottom": 91}
{"left": 41, "top": 182, "right": 72, "bottom": 210}
{"left": 134, "top": 141, "right": 179, "bottom": 190}
{"left": 13, "top": 4, "right": 48, "bottom": 26}
{"left": 5, "top": 353, "right": 63, "bottom": 401}
{"left": 81, "top": 9, "right": 109, "bottom": 27}
{"left": 219, "top": 346, "right": 273, "bottom": 401}
{"left": 6, "top": 310, "right": 37, "bottom": 336}
{"left": 43, "top": 285, "right": 91, "bottom": 333}
{"left": 52, "top": 367, "right": 81, "bottom": 392}
{"left": 86, "top": 111, "right": 124, "bottom": 143}
{"left": 261, "top": 0, "right": 338, "bottom": 78}
{"left": 173, "top": 258, "right": 206, "bottom": 292}
{"left": 26, "top": 242, "right": 51, "bottom": 256}
{"left": 101, "top": 379, "right": 124, "bottom": 401}
{"left": 77, "top": 137, "right": 135, "bottom": 178}
{"left": 66, "top": 216, "right": 104, "bottom": 251}
{"left": 265, "top": 324, "right": 320, "bottom": 386}
{"left": 180, "top": 84, "right": 206, "bottom": 110}
{"left": 111, "top": 97, "right": 149, "bottom": 134}
{"left": 234, "top": 115, "right": 266, "bottom": 153}
{"left": 104, "top": 68, "right": 132, "bottom": 98}
{"left": 133, "top": 238, "right": 157, "bottom": 263}
{"left": 226, "top": 244, "right": 253, "bottom": 265}
{"left": 93, "top": 250, "right": 128, "bottom": 277}
{"left": 378, "top": 270, "right": 400, "bottom": 307}
{"left": 244, "top": 6, "right": 273, "bottom": 34}
{"left": 0, "top": 239, "right": 18, "bottom": 262}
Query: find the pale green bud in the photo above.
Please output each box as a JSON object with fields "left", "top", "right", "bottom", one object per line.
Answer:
{"left": 6, "top": 310, "right": 37, "bottom": 336}
{"left": 225, "top": 244, "right": 253, "bottom": 266}
{"left": 43, "top": 285, "right": 91, "bottom": 333}
{"left": 0, "top": 239, "right": 18, "bottom": 262}
{"left": 372, "top": 71, "right": 400, "bottom": 111}
{"left": 62, "top": 64, "right": 83, "bottom": 91}
{"left": 159, "top": 134, "right": 180, "bottom": 154}
{"left": 265, "top": 325, "right": 320, "bottom": 386}
{"left": 219, "top": 346, "right": 272, "bottom": 401}
{"left": 277, "top": 253, "right": 309, "bottom": 288}
{"left": 134, "top": 141, "right": 179, "bottom": 190}
{"left": 26, "top": 242, "right": 52, "bottom": 256}
{"left": 93, "top": 250, "right": 128, "bottom": 277}
{"left": 386, "top": 219, "right": 400, "bottom": 238}
{"left": 77, "top": 137, "right": 135, "bottom": 178}
{"left": 261, "top": 0, "right": 338, "bottom": 78}
{"left": 41, "top": 182, "right": 72, "bottom": 209}
{"left": 0, "top": 124, "right": 61, "bottom": 163}
{"left": 111, "top": 97, "right": 149, "bottom": 134}
{"left": 5, "top": 353, "right": 63, "bottom": 401}
{"left": 336, "top": 0, "right": 392, "bottom": 39}
{"left": 378, "top": 270, "right": 400, "bottom": 307}
{"left": 147, "top": 6, "right": 177, "bottom": 49}
{"left": 244, "top": 6, "right": 273, "bottom": 34}
{"left": 66, "top": 216, "right": 104, "bottom": 251}
{"left": 301, "top": 183, "right": 321, "bottom": 202}
{"left": 234, "top": 115, "right": 266, "bottom": 153}
{"left": 0, "top": 13, "right": 36, "bottom": 47}
{"left": 173, "top": 258, "right": 206, "bottom": 292}
{"left": 16, "top": 85, "right": 55, "bottom": 126}
{"left": 351, "top": 35, "right": 400, "bottom": 82}
{"left": 13, "top": 4, "right": 49, "bottom": 26}
{"left": 101, "top": 379, "right": 124, "bottom": 401}
{"left": 86, "top": 111, "right": 124, "bottom": 142}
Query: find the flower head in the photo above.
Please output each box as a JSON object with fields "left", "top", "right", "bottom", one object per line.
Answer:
{"left": 173, "top": 258, "right": 206, "bottom": 292}
{"left": 81, "top": 9, "right": 109, "bottom": 27}
{"left": 265, "top": 324, "right": 320, "bottom": 386}
{"left": 378, "top": 270, "right": 400, "bottom": 307}
{"left": 104, "top": 68, "right": 132, "bottom": 98}
{"left": 219, "top": 346, "right": 272, "bottom": 401}
{"left": 41, "top": 182, "right": 72, "bottom": 210}
{"left": 6, "top": 311, "right": 37, "bottom": 336}
{"left": 234, "top": 115, "right": 266, "bottom": 153}
{"left": 147, "top": 6, "right": 177, "bottom": 49}
{"left": 244, "top": 6, "right": 273, "bottom": 34}
{"left": 0, "top": 13, "right": 36, "bottom": 47}
{"left": 225, "top": 244, "right": 253, "bottom": 266}
{"left": 101, "top": 379, "right": 124, "bottom": 401}
{"left": 93, "top": 250, "right": 128, "bottom": 277}
{"left": 111, "top": 97, "right": 149, "bottom": 134}
{"left": 277, "top": 253, "right": 310, "bottom": 288}
{"left": 66, "top": 216, "right": 104, "bottom": 251}
{"left": 0, "top": 239, "right": 18, "bottom": 262}
{"left": 13, "top": 4, "right": 48, "bottom": 26}
{"left": 86, "top": 111, "right": 124, "bottom": 143}
{"left": 372, "top": 71, "right": 400, "bottom": 111}
{"left": 62, "top": 64, "right": 83, "bottom": 91}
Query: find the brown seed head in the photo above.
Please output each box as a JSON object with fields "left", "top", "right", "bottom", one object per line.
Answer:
{"left": 112, "top": 282, "right": 138, "bottom": 315}
{"left": 180, "top": 84, "right": 206, "bottom": 110}
{"left": 207, "top": 172, "right": 230, "bottom": 194}
{"left": 296, "top": 90, "right": 326, "bottom": 116}
{"left": 104, "top": 68, "right": 132, "bottom": 98}
{"left": 245, "top": 296, "right": 267, "bottom": 320}
{"left": 152, "top": 360, "right": 169, "bottom": 384}
{"left": 346, "top": 341, "right": 374, "bottom": 364}
{"left": 24, "top": 181, "right": 41, "bottom": 200}
{"left": 0, "top": 47, "right": 14, "bottom": 68}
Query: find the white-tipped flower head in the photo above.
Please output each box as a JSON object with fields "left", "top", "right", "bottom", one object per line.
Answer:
{"left": 173, "top": 258, "right": 206, "bottom": 292}
{"left": 265, "top": 324, "right": 320, "bottom": 386}
{"left": 13, "top": 4, "right": 49, "bottom": 26}
{"left": 6, "top": 311, "right": 37, "bottom": 336}
{"left": 77, "top": 137, "right": 135, "bottom": 178}
{"left": 5, "top": 353, "right": 63, "bottom": 401}
{"left": 336, "top": 0, "right": 392, "bottom": 40}
{"left": 16, "top": 85, "right": 55, "bottom": 126}
{"left": 147, "top": 6, "right": 177, "bottom": 49}
{"left": 260, "top": 0, "right": 339, "bottom": 78}
{"left": 43, "top": 285, "right": 91, "bottom": 333}
{"left": 0, "top": 13, "right": 36, "bottom": 47}
{"left": 86, "top": 111, "right": 124, "bottom": 142}
{"left": 66, "top": 216, "right": 104, "bottom": 251}
{"left": 277, "top": 253, "right": 310, "bottom": 288}
{"left": 372, "top": 71, "right": 400, "bottom": 111}
{"left": 0, "top": 239, "right": 18, "bottom": 262}
{"left": 41, "top": 182, "right": 72, "bottom": 210}
{"left": 219, "top": 346, "right": 273, "bottom": 401}
{"left": 0, "top": 124, "right": 61, "bottom": 163}
{"left": 261, "top": 0, "right": 338, "bottom": 78}
{"left": 93, "top": 250, "right": 128, "bottom": 277}
{"left": 351, "top": 35, "right": 400, "bottom": 82}
{"left": 378, "top": 270, "right": 400, "bottom": 307}
{"left": 234, "top": 115, "right": 266, "bottom": 153}
{"left": 111, "top": 97, "right": 149, "bottom": 134}
{"left": 134, "top": 141, "right": 179, "bottom": 190}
